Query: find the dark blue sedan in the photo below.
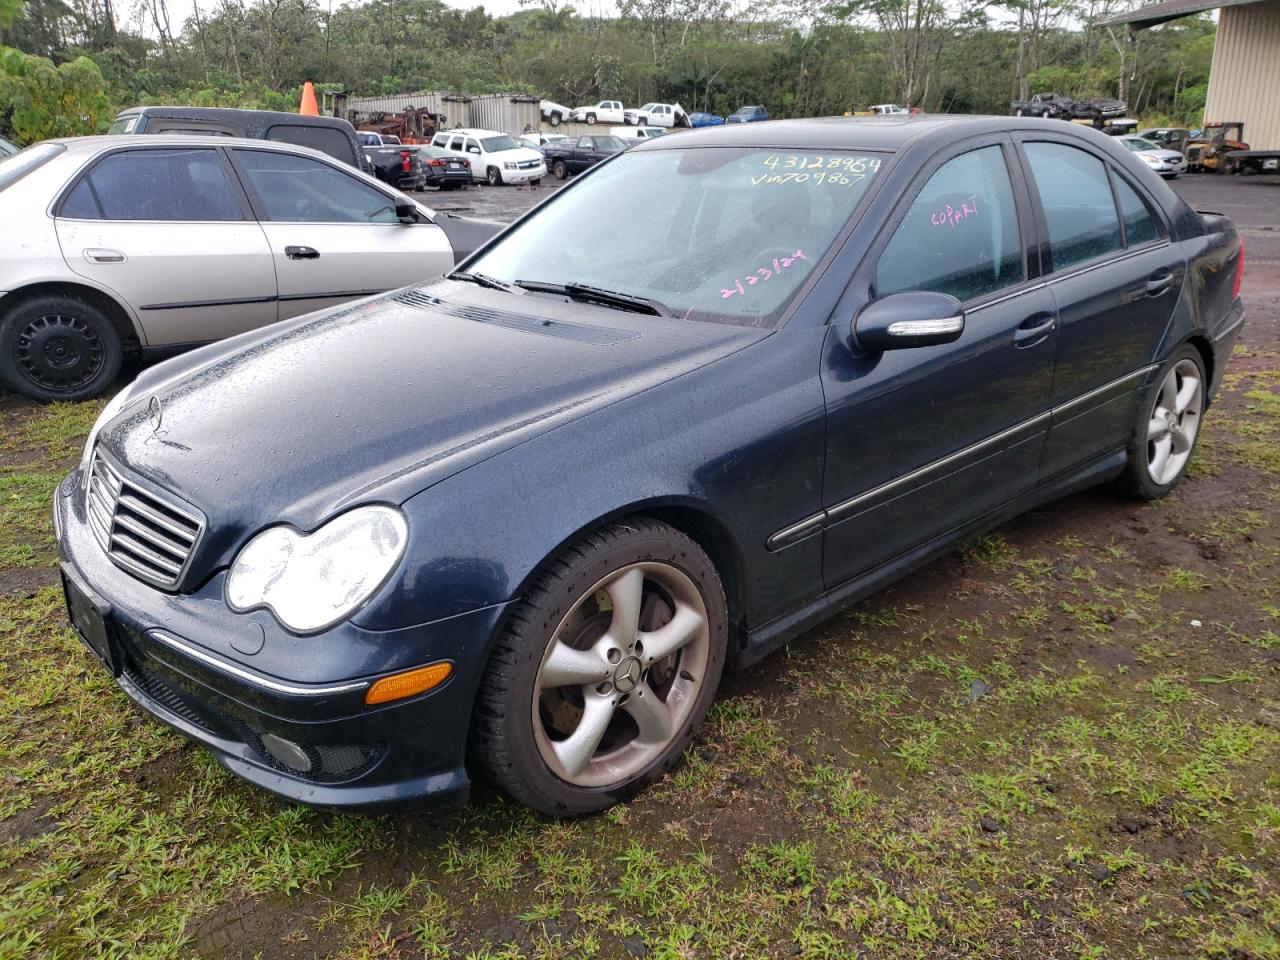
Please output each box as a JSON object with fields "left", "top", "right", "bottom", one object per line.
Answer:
{"left": 56, "top": 116, "right": 1245, "bottom": 815}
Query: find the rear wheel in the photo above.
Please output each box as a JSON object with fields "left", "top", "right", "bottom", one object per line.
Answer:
{"left": 472, "top": 518, "right": 727, "bottom": 816}
{"left": 586, "top": 113, "right": 597, "bottom": 125}
{"left": 549, "top": 112, "right": 562, "bottom": 127}
{"left": 553, "top": 160, "right": 568, "bottom": 180}
{"left": 0, "top": 293, "right": 123, "bottom": 402}
{"left": 1120, "top": 345, "right": 1206, "bottom": 499}
{"left": 487, "top": 166, "right": 503, "bottom": 186}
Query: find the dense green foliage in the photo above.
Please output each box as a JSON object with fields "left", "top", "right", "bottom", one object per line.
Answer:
{"left": 0, "top": 0, "right": 1215, "bottom": 144}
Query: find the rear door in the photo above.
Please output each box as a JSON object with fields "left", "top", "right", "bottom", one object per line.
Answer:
{"left": 54, "top": 145, "right": 276, "bottom": 346}
{"left": 820, "top": 137, "right": 1057, "bottom": 586}
{"left": 1014, "top": 136, "right": 1183, "bottom": 477}
{"left": 229, "top": 147, "right": 454, "bottom": 321}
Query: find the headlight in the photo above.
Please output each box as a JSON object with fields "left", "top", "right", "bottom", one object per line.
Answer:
{"left": 1141, "top": 154, "right": 1161, "bottom": 166}
{"left": 226, "top": 506, "right": 408, "bottom": 633}
{"left": 79, "top": 386, "right": 136, "bottom": 487}
{"left": 504, "top": 161, "right": 517, "bottom": 170}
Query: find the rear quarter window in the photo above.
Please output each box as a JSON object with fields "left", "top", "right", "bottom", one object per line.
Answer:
{"left": 265, "top": 124, "right": 357, "bottom": 167}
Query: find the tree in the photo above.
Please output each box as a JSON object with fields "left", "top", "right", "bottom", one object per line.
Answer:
{"left": 0, "top": 45, "right": 111, "bottom": 140}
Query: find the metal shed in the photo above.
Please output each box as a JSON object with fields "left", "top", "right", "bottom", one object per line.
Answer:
{"left": 339, "top": 92, "right": 541, "bottom": 136}
{"left": 1104, "top": 0, "right": 1280, "bottom": 150}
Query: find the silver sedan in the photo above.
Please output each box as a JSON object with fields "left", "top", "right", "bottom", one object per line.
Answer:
{"left": 1118, "top": 135, "right": 1187, "bottom": 180}
{"left": 0, "top": 135, "right": 466, "bottom": 401}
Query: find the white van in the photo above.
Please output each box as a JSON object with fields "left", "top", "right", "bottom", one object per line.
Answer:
{"left": 431, "top": 128, "right": 546, "bottom": 186}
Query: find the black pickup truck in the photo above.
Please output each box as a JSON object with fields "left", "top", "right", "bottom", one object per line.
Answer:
{"left": 357, "top": 131, "right": 427, "bottom": 191}
{"left": 1011, "top": 92, "right": 1126, "bottom": 121}
{"left": 542, "top": 134, "right": 627, "bottom": 179}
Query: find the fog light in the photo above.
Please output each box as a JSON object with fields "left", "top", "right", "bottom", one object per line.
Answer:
{"left": 365, "top": 661, "right": 453, "bottom": 706}
{"left": 260, "top": 732, "right": 313, "bottom": 773}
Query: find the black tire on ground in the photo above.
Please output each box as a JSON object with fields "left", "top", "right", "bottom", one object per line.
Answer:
{"left": 553, "top": 160, "right": 568, "bottom": 180}
{"left": 471, "top": 518, "right": 727, "bottom": 816}
{"left": 1118, "top": 343, "right": 1207, "bottom": 500}
{"left": 487, "top": 166, "right": 503, "bottom": 186}
{"left": 0, "top": 293, "right": 123, "bottom": 402}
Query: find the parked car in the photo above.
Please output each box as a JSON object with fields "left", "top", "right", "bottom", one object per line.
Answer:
{"left": 0, "top": 136, "right": 18, "bottom": 158}
{"left": 430, "top": 128, "right": 546, "bottom": 186}
{"left": 540, "top": 100, "right": 571, "bottom": 127}
{"left": 543, "top": 134, "right": 626, "bottom": 179}
{"left": 870, "top": 104, "right": 908, "bottom": 115}
{"left": 1010, "top": 92, "right": 1126, "bottom": 121}
{"left": 55, "top": 116, "right": 1244, "bottom": 815}
{"left": 688, "top": 112, "right": 725, "bottom": 127}
{"left": 109, "top": 106, "right": 367, "bottom": 172}
{"left": 726, "top": 105, "right": 769, "bottom": 123}
{"left": 569, "top": 101, "right": 626, "bottom": 125}
{"left": 357, "top": 135, "right": 428, "bottom": 192}
{"left": 519, "top": 133, "right": 570, "bottom": 154}
{"left": 610, "top": 126, "right": 666, "bottom": 142}
{"left": 416, "top": 146, "right": 473, "bottom": 190}
{"left": 624, "top": 102, "right": 688, "bottom": 127}
{"left": 1137, "top": 127, "right": 1191, "bottom": 148}
{"left": 1117, "top": 135, "right": 1187, "bottom": 179}
{"left": 0, "top": 136, "right": 503, "bottom": 401}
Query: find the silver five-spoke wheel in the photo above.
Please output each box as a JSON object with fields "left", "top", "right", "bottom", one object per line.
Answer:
{"left": 1146, "top": 358, "right": 1203, "bottom": 486}
{"left": 533, "top": 562, "right": 709, "bottom": 787}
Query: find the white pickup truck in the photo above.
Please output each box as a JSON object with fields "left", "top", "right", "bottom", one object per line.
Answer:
{"left": 623, "top": 103, "right": 688, "bottom": 127}
{"left": 569, "top": 101, "right": 626, "bottom": 125}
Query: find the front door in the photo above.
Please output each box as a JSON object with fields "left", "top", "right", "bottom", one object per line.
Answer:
{"left": 821, "top": 138, "right": 1057, "bottom": 587}
{"left": 1016, "top": 137, "right": 1185, "bottom": 477}
{"left": 54, "top": 145, "right": 277, "bottom": 345}
{"left": 230, "top": 148, "right": 455, "bottom": 321}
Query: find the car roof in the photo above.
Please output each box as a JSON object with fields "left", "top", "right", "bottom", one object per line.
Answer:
{"left": 443, "top": 128, "right": 506, "bottom": 138}
{"left": 47, "top": 133, "right": 350, "bottom": 162}
{"left": 114, "top": 106, "right": 353, "bottom": 129}
{"left": 630, "top": 114, "right": 1110, "bottom": 152}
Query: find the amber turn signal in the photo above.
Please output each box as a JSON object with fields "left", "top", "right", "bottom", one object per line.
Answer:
{"left": 364, "top": 661, "right": 453, "bottom": 706}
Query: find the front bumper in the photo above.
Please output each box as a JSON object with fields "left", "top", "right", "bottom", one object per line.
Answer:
{"left": 54, "top": 471, "right": 511, "bottom": 809}
{"left": 497, "top": 165, "right": 545, "bottom": 184}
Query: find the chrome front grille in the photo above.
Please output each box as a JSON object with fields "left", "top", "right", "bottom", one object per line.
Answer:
{"left": 518, "top": 159, "right": 540, "bottom": 169}
{"left": 86, "top": 452, "right": 204, "bottom": 590}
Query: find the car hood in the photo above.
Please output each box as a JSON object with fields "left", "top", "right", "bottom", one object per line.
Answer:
{"left": 491, "top": 147, "right": 543, "bottom": 163}
{"left": 100, "top": 279, "right": 765, "bottom": 559}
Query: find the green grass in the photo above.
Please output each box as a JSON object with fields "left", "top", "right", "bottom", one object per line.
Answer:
{"left": 1, "top": 332, "right": 1279, "bottom": 959}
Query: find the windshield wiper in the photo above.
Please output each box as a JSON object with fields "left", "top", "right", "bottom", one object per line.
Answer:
{"left": 514, "top": 279, "right": 670, "bottom": 317}
{"left": 450, "top": 271, "right": 519, "bottom": 293}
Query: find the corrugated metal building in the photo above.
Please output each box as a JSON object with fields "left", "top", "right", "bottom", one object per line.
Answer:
{"left": 341, "top": 92, "right": 541, "bottom": 135}
{"left": 1106, "top": 0, "right": 1280, "bottom": 150}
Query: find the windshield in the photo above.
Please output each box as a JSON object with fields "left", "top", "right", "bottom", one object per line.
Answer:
{"left": 107, "top": 115, "right": 139, "bottom": 134}
{"left": 1122, "top": 139, "right": 1153, "bottom": 152}
{"left": 465, "top": 147, "right": 885, "bottom": 327}
{"left": 481, "top": 135, "right": 520, "bottom": 152}
{"left": 0, "top": 142, "right": 65, "bottom": 193}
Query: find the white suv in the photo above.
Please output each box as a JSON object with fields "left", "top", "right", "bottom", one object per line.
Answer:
{"left": 431, "top": 129, "right": 546, "bottom": 186}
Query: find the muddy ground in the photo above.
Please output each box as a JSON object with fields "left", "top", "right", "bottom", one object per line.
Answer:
{"left": 0, "top": 175, "right": 1277, "bottom": 960}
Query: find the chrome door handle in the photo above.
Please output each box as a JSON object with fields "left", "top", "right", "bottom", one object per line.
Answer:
{"left": 1014, "top": 314, "right": 1056, "bottom": 347}
{"left": 83, "top": 248, "right": 125, "bottom": 263}
{"left": 285, "top": 245, "right": 320, "bottom": 260}
{"left": 1146, "top": 271, "right": 1173, "bottom": 296}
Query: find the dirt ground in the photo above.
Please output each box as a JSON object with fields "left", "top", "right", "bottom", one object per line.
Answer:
{"left": 0, "top": 174, "right": 1277, "bottom": 960}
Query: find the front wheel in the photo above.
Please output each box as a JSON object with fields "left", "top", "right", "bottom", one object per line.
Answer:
{"left": 553, "top": 160, "right": 568, "bottom": 180}
{"left": 472, "top": 518, "right": 727, "bottom": 816}
{"left": 0, "top": 294, "right": 123, "bottom": 402}
{"left": 1119, "top": 345, "right": 1206, "bottom": 499}
{"left": 487, "top": 166, "right": 503, "bottom": 186}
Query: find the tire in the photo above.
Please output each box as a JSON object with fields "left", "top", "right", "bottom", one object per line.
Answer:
{"left": 549, "top": 112, "right": 562, "bottom": 127}
{"left": 586, "top": 113, "right": 597, "bottom": 125}
{"left": 553, "top": 160, "right": 568, "bottom": 180}
{"left": 1041, "top": 109, "right": 1051, "bottom": 119}
{"left": 0, "top": 293, "right": 123, "bottom": 402}
{"left": 487, "top": 166, "right": 503, "bottom": 186}
{"left": 472, "top": 518, "right": 727, "bottom": 816}
{"left": 1119, "top": 344, "right": 1207, "bottom": 500}
{"left": 1015, "top": 108, "right": 1024, "bottom": 117}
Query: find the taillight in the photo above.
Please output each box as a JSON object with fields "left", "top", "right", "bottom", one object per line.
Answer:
{"left": 400, "top": 150, "right": 411, "bottom": 173}
{"left": 430, "top": 158, "right": 446, "bottom": 167}
{"left": 1232, "top": 239, "right": 1245, "bottom": 300}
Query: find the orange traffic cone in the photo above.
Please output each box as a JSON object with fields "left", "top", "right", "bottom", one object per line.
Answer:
{"left": 299, "top": 81, "right": 319, "bottom": 116}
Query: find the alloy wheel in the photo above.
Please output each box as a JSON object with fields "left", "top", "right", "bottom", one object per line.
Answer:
{"left": 532, "top": 562, "right": 710, "bottom": 788}
{"left": 1146, "top": 358, "right": 1203, "bottom": 485}
{"left": 15, "top": 313, "right": 105, "bottom": 392}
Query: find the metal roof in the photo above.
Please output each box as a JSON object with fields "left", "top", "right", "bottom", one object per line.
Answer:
{"left": 1101, "top": 0, "right": 1264, "bottom": 29}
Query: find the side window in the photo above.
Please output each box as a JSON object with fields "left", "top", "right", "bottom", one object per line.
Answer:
{"left": 466, "top": 139, "right": 480, "bottom": 154}
{"left": 233, "top": 149, "right": 399, "bottom": 224}
{"left": 1113, "top": 174, "right": 1161, "bottom": 248}
{"left": 876, "top": 144, "right": 1023, "bottom": 303}
{"left": 266, "top": 124, "right": 355, "bottom": 166}
{"left": 577, "top": 136, "right": 592, "bottom": 149}
{"left": 63, "top": 148, "right": 243, "bottom": 221}
{"left": 449, "top": 136, "right": 464, "bottom": 152}
{"left": 1023, "top": 142, "right": 1123, "bottom": 271}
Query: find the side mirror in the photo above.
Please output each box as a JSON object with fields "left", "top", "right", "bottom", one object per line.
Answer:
{"left": 395, "top": 201, "right": 417, "bottom": 224}
{"left": 853, "top": 291, "right": 965, "bottom": 352}
{"left": 467, "top": 146, "right": 481, "bottom": 154}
